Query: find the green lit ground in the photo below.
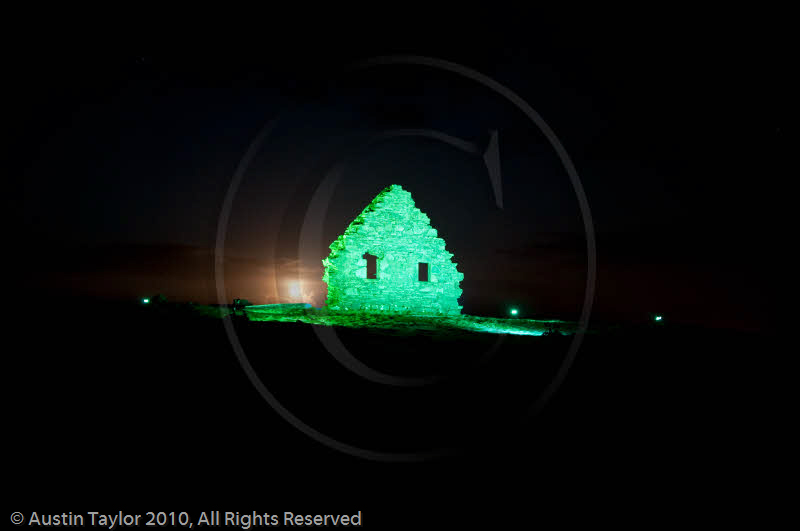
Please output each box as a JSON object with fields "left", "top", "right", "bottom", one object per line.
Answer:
{"left": 243, "top": 304, "right": 573, "bottom": 336}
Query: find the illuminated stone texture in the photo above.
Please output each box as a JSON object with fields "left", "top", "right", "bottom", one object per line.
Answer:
{"left": 322, "top": 185, "right": 464, "bottom": 315}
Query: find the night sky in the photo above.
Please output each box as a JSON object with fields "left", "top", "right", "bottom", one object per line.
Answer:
{"left": 14, "top": 18, "right": 786, "bottom": 331}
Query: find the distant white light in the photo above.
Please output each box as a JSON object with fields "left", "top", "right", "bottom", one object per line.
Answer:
{"left": 288, "top": 281, "right": 302, "bottom": 300}
{"left": 510, "top": 308, "right": 518, "bottom": 315}
{"left": 142, "top": 298, "right": 150, "bottom": 304}
{"left": 655, "top": 315, "right": 662, "bottom": 321}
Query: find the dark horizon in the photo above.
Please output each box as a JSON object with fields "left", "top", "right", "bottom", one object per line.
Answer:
{"left": 25, "top": 226, "right": 772, "bottom": 332}
{"left": 14, "top": 22, "right": 786, "bottom": 334}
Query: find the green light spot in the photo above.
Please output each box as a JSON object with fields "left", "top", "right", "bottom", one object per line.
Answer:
{"left": 655, "top": 315, "right": 662, "bottom": 321}
{"left": 511, "top": 309, "right": 518, "bottom": 315}
{"left": 142, "top": 298, "right": 150, "bottom": 304}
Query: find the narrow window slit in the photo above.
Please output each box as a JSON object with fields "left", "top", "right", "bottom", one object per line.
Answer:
{"left": 364, "top": 253, "right": 378, "bottom": 279}
{"left": 418, "top": 262, "right": 429, "bottom": 282}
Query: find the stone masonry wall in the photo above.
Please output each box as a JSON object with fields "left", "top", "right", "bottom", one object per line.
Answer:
{"left": 322, "top": 185, "right": 464, "bottom": 315}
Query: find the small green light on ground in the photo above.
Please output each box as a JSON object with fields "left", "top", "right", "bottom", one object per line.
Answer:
{"left": 511, "top": 309, "right": 518, "bottom": 315}
{"left": 654, "top": 315, "right": 662, "bottom": 321}
{"left": 142, "top": 298, "right": 150, "bottom": 304}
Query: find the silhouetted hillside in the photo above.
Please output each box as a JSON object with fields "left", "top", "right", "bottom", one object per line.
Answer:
{"left": 8, "top": 298, "right": 784, "bottom": 516}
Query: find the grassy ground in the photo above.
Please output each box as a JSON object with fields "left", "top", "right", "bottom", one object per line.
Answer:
{"left": 244, "top": 303, "right": 574, "bottom": 336}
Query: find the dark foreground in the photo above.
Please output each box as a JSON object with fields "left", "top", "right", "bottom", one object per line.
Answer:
{"left": 9, "top": 300, "right": 786, "bottom": 524}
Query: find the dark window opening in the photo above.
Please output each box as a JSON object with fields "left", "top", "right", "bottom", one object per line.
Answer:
{"left": 363, "top": 253, "right": 378, "bottom": 279}
{"left": 418, "top": 262, "right": 429, "bottom": 282}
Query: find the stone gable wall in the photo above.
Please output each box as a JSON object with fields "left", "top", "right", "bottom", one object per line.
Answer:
{"left": 322, "top": 185, "right": 463, "bottom": 315}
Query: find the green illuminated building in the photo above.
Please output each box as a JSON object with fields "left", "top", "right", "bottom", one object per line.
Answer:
{"left": 322, "top": 185, "right": 464, "bottom": 315}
